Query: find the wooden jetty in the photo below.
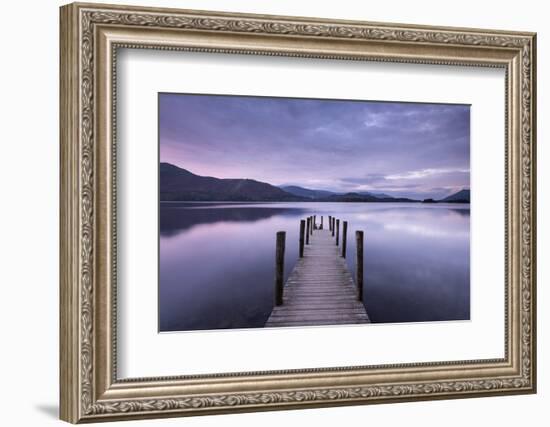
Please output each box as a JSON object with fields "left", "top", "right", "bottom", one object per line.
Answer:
{"left": 265, "top": 216, "right": 370, "bottom": 327}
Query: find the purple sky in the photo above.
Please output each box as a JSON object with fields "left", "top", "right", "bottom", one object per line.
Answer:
{"left": 159, "top": 93, "right": 470, "bottom": 199}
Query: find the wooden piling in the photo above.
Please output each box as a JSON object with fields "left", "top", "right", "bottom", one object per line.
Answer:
{"left": 332, "top": 217, "right": 335, "bottom": 237}
{"left": 306, "top": 218, "right": 310, "bottom": 245}
{"left": 329, "top": 215, "right": 332, "bottom": 231}
{"left": 336, "top": 219, "right": 340, "bottom": 246}
{"left": 299, "top": 220, "right": 305, "bottom": 257}
{"left": 275, "top": 231, "right": 286, "bottom": 306}
{"left": 320, "top": 216, "right": 323, "bottom": 230}
{"left": 313, "top": 215, "right": 317, "bottom": 230}
{"left": 342, "top": 221, "right": 348, "bottom": 258}
{"left": 356, "top": 230, "right": 364, "bottom": 301}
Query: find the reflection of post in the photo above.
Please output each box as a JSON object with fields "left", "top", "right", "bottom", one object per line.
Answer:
{"left": 306, "top": 218, "right": 310, "bottom": 245}
{"left": 342, "top": 221, "right": 348, "bottom": 258}
{"left": 299, "top": 220, "right": 305, "bottom": 257}
{"left": 336, "top": 219, "right": 340, "bottom": 246}
{"left": 332, "top": 217, "right": 335, "bottom": 237}
{"left": 356, "top": 230, "right": 364, "bottom": 301}
{"left": 275, "top": 231, "right": 286, "bottom": 306}
{"left": 320, "top": 216, "right": 323, "bottom": 230}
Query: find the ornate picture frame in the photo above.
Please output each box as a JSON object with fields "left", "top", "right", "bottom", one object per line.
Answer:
{"left": 60, "top": 2, "right": 536, "bottom": 423}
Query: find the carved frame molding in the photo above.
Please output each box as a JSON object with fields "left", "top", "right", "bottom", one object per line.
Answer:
{"left": 60, "top": 2, "right": 536, "bottom": 423}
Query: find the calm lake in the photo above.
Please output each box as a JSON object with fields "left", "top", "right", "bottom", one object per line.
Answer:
{"left": 159, "top": 202, "right": 470, "bottom": 332}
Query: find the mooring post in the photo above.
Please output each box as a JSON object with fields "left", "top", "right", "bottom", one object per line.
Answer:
{"left": 306, "top": 218, "right": 310, "bottom": 245}
{"left": 336, "top": 219, "right": 340, "bottom": 245}
{"left": 310, "top": 216, "right": 314, "bottom": 235}
{"left": 320, "top": 216, "right": 323, "bottom": 230}
{"left": 356, "top": 230, "right": 364, "bottom": 301}
{"left": 313, "top": 215, "right": 317, "bottom": 230}
{"left": 299, "top": 220, "right": 305, "bottom": 257}
{"left": 329, "top": 215, "right": 332, "bottom": 232}
{"left": 332, "top": 217, "right": 335, "bottom": 237}
{"left": 342, "top": 221, "right": 348, "bottom": 258}
{"left": 275, "top": 231, "right": 286, "bottom": 306}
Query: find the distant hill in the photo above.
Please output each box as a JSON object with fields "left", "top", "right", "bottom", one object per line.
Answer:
{"left": 318, "top": 192, "right": 417, "bottom": 203}
{"left": 160, "top": 163, "right": 304, "bottom": 201}
{"left": 280, "top": 185, "right": 337, "bottom": 199}
{"left": 359, "top": 191, "right": 393, "bottom": 199}
{"left": 281, "top": 186, "right": 416, "bottom": 202}
{"left": 441, "top": 189, "right": 470, "bottom": 203}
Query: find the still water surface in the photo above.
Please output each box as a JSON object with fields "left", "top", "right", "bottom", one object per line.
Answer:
{"left": 159, "top": 202, "right": 470, "bottom": 332}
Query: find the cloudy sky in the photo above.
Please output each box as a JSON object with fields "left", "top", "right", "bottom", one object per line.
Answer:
{"left": 159, "top": 93, "right": 470, "bottom": 200}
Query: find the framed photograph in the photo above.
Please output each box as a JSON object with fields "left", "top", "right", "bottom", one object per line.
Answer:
{"left": 60, "top": 2, "right": 537, "bottom": 423}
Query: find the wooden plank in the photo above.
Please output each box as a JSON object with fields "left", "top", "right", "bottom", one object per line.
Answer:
{"left": 265, "top": 227, "right": 369, "bottom": 327}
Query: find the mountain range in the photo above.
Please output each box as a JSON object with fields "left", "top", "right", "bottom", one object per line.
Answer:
{"left": 160, "top": 163, "right": 469, "bottom": 203}
{"left": 280, "top": 186, "right": 393, "bottom": 200}
{"left": 441, "top": 189, "right": 470, "bottom": 203}
{"left": 279, "top": 185, "right": 335, "bottom": 199}
{"left": 160, "top": 163, "right": 302, "bottom": 202}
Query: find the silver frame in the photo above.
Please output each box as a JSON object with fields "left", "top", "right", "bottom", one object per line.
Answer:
{"left": 60, "top": 2, "right": 537, "bottom": 423}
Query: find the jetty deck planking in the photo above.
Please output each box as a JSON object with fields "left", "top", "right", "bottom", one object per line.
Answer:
{"left": 265, "top": 225, "right": 369, "bottom": 327}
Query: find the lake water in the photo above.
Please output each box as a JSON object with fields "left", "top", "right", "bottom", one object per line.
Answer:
{"left": 159, "top": 202, "right": 470, "bottom": 332}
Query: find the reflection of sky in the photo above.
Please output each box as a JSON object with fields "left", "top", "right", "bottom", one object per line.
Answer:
{"left": 384, "top": 222, "right": 468, "bottom": 239}
{"left": 160, "top": 94, "right": 470, "bottom": 200}
{"left": 366, "top": 208, "right": 470, "bottom": 239}
{"left": 159, "top": 202, "right": 470, "bottom": 332}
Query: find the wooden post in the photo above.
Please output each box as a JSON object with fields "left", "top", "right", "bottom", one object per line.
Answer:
{"left": 299, "top": 220, "right": 305, "bottom": 257}
{"left": 342, "top": 221, "right": 348, "bottom": 258}
{"left": 356, "top": 230, "right": 364, "bottom": 301}
{"left": 275, "top": 231, "right": 286, "bottom": 306}
{"left": 313, "top": 215, "right": 316, "bottom": 230}
{"left": 320, "top": 216, "right": 323, "bottom": 230}
{"left": 310, "top": 216, "right": 314, "bottom": 235}
{"left": 336, "top": 219, "right": 340, "bottom": 245}
{"left": 332, "top": 217, "right": 335, "bottom": 237}
{"left": 306, "top": 218, "right": 310, "bottom": 245}
{"left": 329, "top": 215, "right": 332, "bottom": 232}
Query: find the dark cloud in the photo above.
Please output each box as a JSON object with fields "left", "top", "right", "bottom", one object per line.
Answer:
{"left": 160, "top": 93, "right": 470, "bottom": 199}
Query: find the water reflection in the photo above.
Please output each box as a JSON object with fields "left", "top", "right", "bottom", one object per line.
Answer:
{"left": 159, "top": 202, "right": 470, "bottom": 332}
{"left": 160, "top": 202, "right": 307, "bottom": 237}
